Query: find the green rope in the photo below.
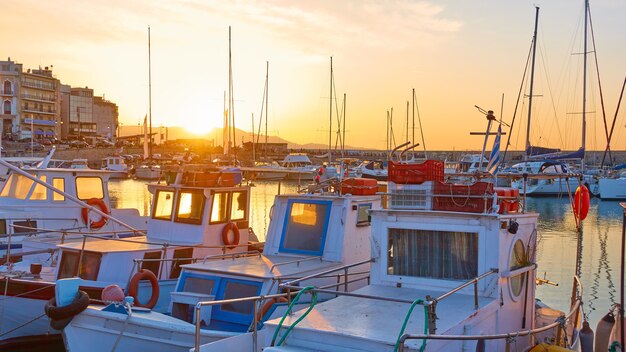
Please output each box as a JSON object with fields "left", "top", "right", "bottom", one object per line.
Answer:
{"left": 609, "top": 341, "right": 621, "bottom": 352}
{"left": 270, "top": 286, "right": 318, "bottom": 347}
{"left": 394, "top": 299, "right": 428, "bottom": 352}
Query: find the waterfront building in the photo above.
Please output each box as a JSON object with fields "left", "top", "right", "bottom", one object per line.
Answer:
{"left": 93, "top": 96, "right": 118, "bottom": 142}
{"left": 0, "top": 58, "right": 20, "bottom": 139}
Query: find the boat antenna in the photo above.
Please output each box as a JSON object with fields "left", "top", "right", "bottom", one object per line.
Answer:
{"left": 413, "top": 88, "right": 428, "bottom": 159}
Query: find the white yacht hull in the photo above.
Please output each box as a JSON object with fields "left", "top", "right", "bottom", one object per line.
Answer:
{"left": 134, "top": 167, "right": 161, "bottom": 180}
{"left": 598, "top": 177, "right": 626, "bottom": 199}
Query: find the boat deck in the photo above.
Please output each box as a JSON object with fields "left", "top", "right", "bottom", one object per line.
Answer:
{"left": 265, "top": 284, "right": 495, "bottom": 350}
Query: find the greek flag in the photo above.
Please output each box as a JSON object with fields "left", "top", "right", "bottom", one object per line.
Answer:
{"left": 487, "top": 125, "right": 501, "bottom": 174}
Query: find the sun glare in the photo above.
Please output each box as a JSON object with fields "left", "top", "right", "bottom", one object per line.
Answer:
{"left": 180, "top": 106, "right": 222, "bottom": 135}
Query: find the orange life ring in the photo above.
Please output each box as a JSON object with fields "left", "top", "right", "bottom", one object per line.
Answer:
{"left": 81, "top": 198, "right": 110, "bottom": 230}
{"left": 258, "top": 296, "right": 288, "bottom": 322}
{"left": 128, "top": 269, "right": 159, "bottom": 309}
{"left": 573, "top": 185, "right": 590, "bottom": 221}
{"left": 222, "top": 222, "right": 240, "bottom": 248}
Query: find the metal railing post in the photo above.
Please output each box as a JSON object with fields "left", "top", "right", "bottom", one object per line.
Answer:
{"left": 194, "top": 304, "right": 201, "bottom": 352}
{"left": 344, "top": 267, "right": 349, "bottom": 292}
{"left": 474, "top": 279, "right": 479, "bottom": 309}
{"left": 253, "top": 297, "right": 259, "bottom": 351}
{"left": 426, "top": 297, "right": 437, "bottom": 334}
{"left": 76, "top": 236, "right": 87, "bottom": 277}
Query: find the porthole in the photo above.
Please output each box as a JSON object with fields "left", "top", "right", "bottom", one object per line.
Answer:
{"left": 509, "top": 239, "right": 527, "bottom": 300}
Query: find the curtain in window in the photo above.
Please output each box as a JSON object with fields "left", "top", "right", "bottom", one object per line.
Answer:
{"left": 388, "top": 229, "right": 478, "bottom": 280}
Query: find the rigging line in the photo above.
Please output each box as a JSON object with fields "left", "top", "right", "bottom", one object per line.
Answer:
{"left": 538, "top": 40, "right": 566, "bottom": 149}
{"left": 334, "top": 95, "right": 346, "bottom": 151}
{"left": 503, "top": 38, "right": 533, "bottom": 163}
{"left": 413, "top": 89, "right": 428, "bottom": 158}
{"left": 603, "top": 76, "right": 626, "bottom": 165}
{"left": 255, "top": 77, "right": 267, "bottom": 147}
{"left": 587, "top": 8, "right": 611, "bottom": 164}
{"left": 331, "top": 74, "right": 343, "bottom": 149}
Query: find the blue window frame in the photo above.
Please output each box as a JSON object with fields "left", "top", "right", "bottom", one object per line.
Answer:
{"left": 176, "top": 272, "right": 262, "bottom": 326}
{"left": 279, "top": 199, "right": 332, "bottom": 256}
{"left": 356, "top": 203, "right": 372, "bottom": 226}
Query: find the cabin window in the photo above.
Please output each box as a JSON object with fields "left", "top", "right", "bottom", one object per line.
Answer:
{"left": 141, "top": 251, "right": 162, "bottom": 278}
{"left": 30, "top": 175, "right": 47, "bottom": 200}
{"left": 220, "top": 281, "right": 261, "bottom": 315}
{"left": 387, "top": 229, "right": 478, "bottom": 280}
{"left": 0, "top": 219, "right": 6, "bottom": 235}
{"left": 13, "top": 220, "right": 37, "bottom": 234}
{"left": 76, "top": 177, "right": 104, "bottom": 200}
{"left": 52, "top": 178, "right": 65, "bottom": 201}
{"left": 170, "top": 247, "right": 193, "bottom": 279}
{"left": 509, "top": 239, "right": 527, "bottom": 298}
{"left": 230, "top": 191, "right": 247, "bottom": 221}
{"left": 356, "top": 203, "right": 372, "bottom": 226}
{"left": 210, "top": 192, "right": 229, "bottom": 224}
{"left": 153, "top": 190, "right": 174, "bottom": 220}
{"left": 0, "top": 174, "right": 34, "bottom": 199}
{"left": 58, "top": 250, "right": 102, "bottom": 281}
{"left": 279, "top": 200, "right": 331, "bottom": 255}
{"left": 175, "top": 190, "right": 205, "bottom": 224}
{"left": 183, "top": 276, "right": 216, "bottom": 295}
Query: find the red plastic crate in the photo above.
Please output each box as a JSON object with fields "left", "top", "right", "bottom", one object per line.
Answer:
{"left": 388, "top": 160, "right": 444, "bottom": 184}
{"left": 433, "top": 181, "right": 494, "bottom": 213}
{"left": 340, "top": 178, "right": 378, "bottom": 195}
{"left": 495, "top": 187, "right": 520, "bottom": 214}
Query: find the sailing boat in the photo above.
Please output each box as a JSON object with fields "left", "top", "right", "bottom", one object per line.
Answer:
{"left": 134, "top": 26, "right": 162, "bottom": 181}
{"left": 251, "top": 62, "right": 287, "bottom": 180}
{"left": 511, "top": 3, "right": 596, "bottom": 196}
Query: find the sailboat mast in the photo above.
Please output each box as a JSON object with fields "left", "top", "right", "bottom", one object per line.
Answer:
{"left": 265, "top": 61, "right": 269, "bottom": 161}
{"left": 229, "top": 26, "right": 237, "bottom": 161}
{"left": 582, "top": 0, "right": 589, "bottom": 163}
{"left": 148, "top": 26, "right": 153, "bottom": 159}
{"left": 329, "top": 57, "right": 333, "bottom": 165}
{"left": 525, "top": 6, "right": 540, "bottom": 160}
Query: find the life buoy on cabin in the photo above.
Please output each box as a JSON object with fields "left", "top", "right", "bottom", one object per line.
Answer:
{"left": 44, "top": 290, "right": 90, "bottom": 330}
{"left": 573, "top": 185, "right": 590, "bottom": 221}
{"left": 81, "top": 198, "right": 110, "bottom": 229}
{"left": 128, "top": 269, "right": 159, "bottom": 309}
{"left": 222, "top": 222, "right": 240, "bottom": 248}
{"left": 258, "top": 296, "right": 288, "bottom": 323}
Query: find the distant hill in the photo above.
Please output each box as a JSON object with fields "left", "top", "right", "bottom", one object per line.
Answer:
{"left": 119, "top": 125, "right": 366, "bottom": 150}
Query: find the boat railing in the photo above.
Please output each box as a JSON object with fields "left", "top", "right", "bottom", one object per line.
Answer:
{"left": 396, "top": 275, "right": 583, "bottom": 351}
{"left": 192, "top": 259, "right": 374, "bottom": 352}
{"left": 269, "top": 256, "right": 324, "bottom": 273}
{"left": 277, "top": 268, "right": 499, "bottom": 337}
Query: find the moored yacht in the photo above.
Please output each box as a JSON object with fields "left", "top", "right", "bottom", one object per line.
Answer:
{"left": 59, "top": 177, "right": 382, "bottom": 351}
{"left": 280, "top": 154, "right": 317, "bottom": 181}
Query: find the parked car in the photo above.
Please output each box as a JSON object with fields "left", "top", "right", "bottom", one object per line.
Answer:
{"left": 96, "top": 139, "right": 115, "bottom": 148}
{"left": 69, "top": 140, "right": 90, "bottom": 149}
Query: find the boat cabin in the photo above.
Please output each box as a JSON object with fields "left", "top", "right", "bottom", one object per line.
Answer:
{"left": 280, "top": 153, "right": 313, "bottom": 168}
{"left": 167, "top": 191, "right": 381, "bottom": 333}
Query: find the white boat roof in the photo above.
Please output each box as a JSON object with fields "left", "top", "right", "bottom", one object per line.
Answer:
{"left": 182, "top": 254, "right": 341, "bottom": 279}
{"left": 266, "top": 284, "right": 496, "bottom": 349}
{"left": 281, "top": 154, "right": 312, "bottom": 163}
{"left": 56, "top": 237, "right": 162, "bottom": 253}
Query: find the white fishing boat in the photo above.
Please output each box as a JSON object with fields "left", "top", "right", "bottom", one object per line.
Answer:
{"left": 101, "top": 155, "right": 130, "bottom": 178}
{"left": 59, "top": 177, "right": 382, "bottom": 352}
{"left": 199, "top": 160, "right": 583, "bottom": 352}
{"left": 0, "top": 164, "right": 253, "bottom": 345}
{"left": 133, "top": 161, "right": 161, "bottom": 180}
{"left": 249, "top": 160, "right": 287, "bottom": 181}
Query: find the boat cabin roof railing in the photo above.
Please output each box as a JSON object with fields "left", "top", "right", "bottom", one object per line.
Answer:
{"left": 396, "top": 275, "right": 583, "bottom": 352}
{"left": 269, "top": 255, "right": 324, "bottom": 273}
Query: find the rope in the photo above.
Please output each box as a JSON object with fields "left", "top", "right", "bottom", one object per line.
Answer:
{"left": 0, "top": 313, "right": 46, "bottom": 337}
{"left": 394, "top": 299, "right": 427, "bottom": 352}
{"left": 111, "top": 302, "right": 133, "bottom": 352}
{"left": 271, "top": 286, "right": 318, "bottom": 347}
{"left": 450, "top": 184, "right": 471, "bottom": 208}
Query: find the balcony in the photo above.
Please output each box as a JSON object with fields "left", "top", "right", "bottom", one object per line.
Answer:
{"left": 21, "top": 81, "right": 56, "bottom": 91}
{"left": 22, "top": 93, "right": 56, "bottom": 102}
{"left": 1, "top": 90, "right": 14, "bottom": 96}
{"left": 21, "top": 106, "right": 57, "bottom": 115}
{"left": 23, "top": 118, "right": 57, "bottom": 126}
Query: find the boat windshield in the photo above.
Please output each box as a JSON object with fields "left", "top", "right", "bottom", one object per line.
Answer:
{"left": 279, "top": 200, "right": 331, "bottom": 255}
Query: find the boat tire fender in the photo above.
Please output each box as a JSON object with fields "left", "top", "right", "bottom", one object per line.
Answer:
{"left": 44, "top": 290, "right": 90, "bottom": 329}
{"left": 81, "top": 198, "right": 110, "bottom": 230}
{"left": 128, "top": 269, "right": 159, "bottom": 309}
{"left": 222, "top": 222, "right": 240, "bottom": 248}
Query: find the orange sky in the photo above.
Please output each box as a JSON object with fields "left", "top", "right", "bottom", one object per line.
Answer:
{"left": 4, "top": 0, "right": 625, "bottom": 150}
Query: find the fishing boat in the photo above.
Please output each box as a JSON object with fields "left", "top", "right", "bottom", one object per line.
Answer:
{"left": 597, "top": 165, "right": 626, "bottom": 199}
{"left": 0, "top": 164, "right": 253, "bottom": 346}
{"left": 101, "top": 155, "right": 130, "bottom": 179}
{"left": 197, "top": 158, "right": 583, "bottom": 352}
{"left": 58, "top": 177, "right": 382, "bottom": 351}
{"left": 356, "top": 160, "right": 387, "bottom": 181}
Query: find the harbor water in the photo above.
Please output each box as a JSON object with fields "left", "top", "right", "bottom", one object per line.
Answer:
{"left": 108, "top": 179, "right": 623, "bottom": 329}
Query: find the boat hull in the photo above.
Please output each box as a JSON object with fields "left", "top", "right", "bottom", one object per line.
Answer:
{"left": 598, "top": 177, "right": 626, "bottom": 199}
